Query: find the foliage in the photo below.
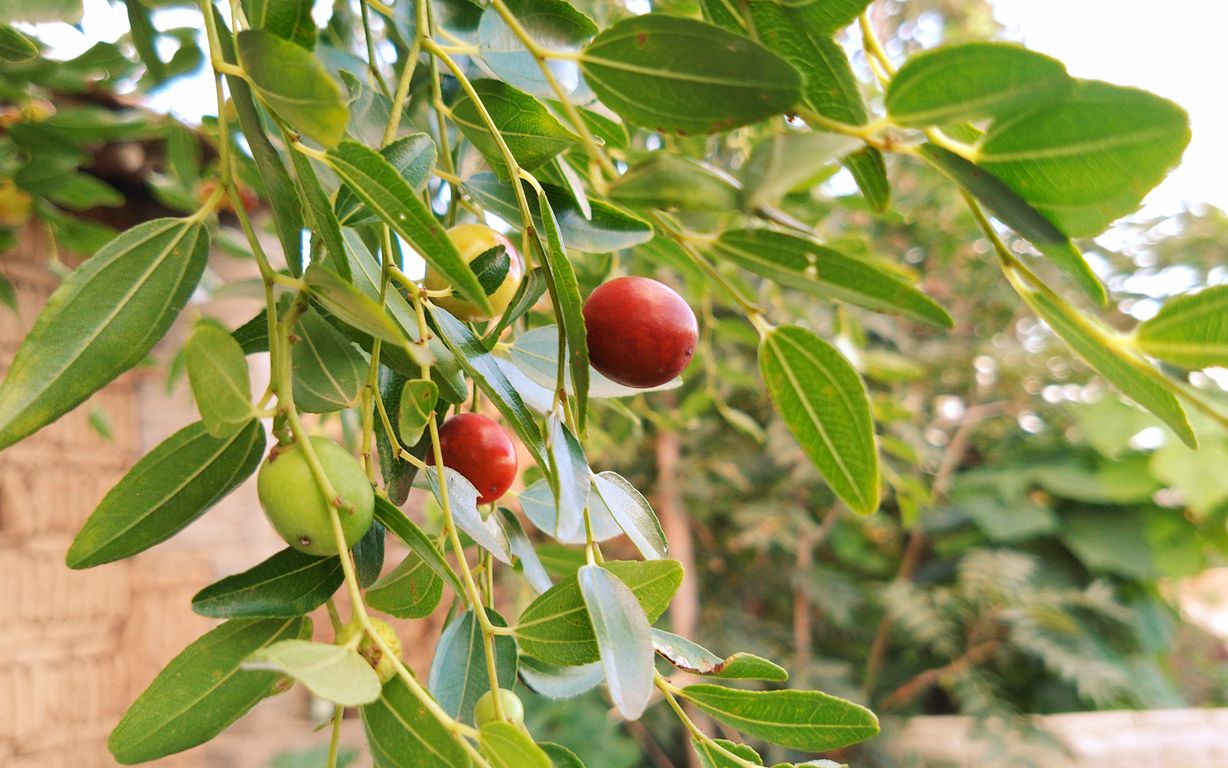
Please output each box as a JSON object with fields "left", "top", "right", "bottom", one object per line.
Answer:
{"left": 1, "top": 0, "right": 1224, "bottom": 767}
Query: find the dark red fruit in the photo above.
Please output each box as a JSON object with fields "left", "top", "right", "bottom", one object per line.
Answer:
{"left": 583, "top": 276, "right": 698, "bottom": 388}
{"left": 437, "top": 413, "right": 518, "bottom": 505}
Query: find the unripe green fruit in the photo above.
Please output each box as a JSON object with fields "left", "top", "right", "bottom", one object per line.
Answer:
{"left": 425, "top": 223, "right": 524, "bottom": 321}
{"left": 473, "top": 688, "right": 524, "bottom": 727}
{"left": 256, "top": 437, "right": 374, "bottom": 556}
{"left": 337, "top": 618, "right": 403, "bottom": 684}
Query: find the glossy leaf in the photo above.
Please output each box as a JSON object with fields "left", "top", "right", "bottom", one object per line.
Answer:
{"left": 242, "top": 0, "right": 315, "bottom": 49}
{"left": 510, "top": 326, "right": 681, "bottom": 398}
{"left": 844, "top": 147, "right": 891, "bottom": 212}
{"left": 0, "top": 218, "right": 208, "bottom": 450}
{"left": 354, "top": 518, "right": 385, "bottom": 589}
{"left": 651, "top": 629, "right": 787, "bottom": 681}
{"left": 535, "top": 189, "right": 590, "bottom": 429}
{"left": 287, "top": 147, "right": 350, "bottom": 279}
{"left": 291, "top": 307, "right": 367, "bottom": 413}
{"left": 236, "top": 29, "right": 346, "bottom": 147}
{"left": 426, "top": 466, "right": 513, "bottom": 563}
{"left": 304, "top": 263, "right": 404, "bottom": 344}
{"left": 67, "top": 420, "right": 266, "bottom": 568}
{"left": 519, "top": 657, "right": 604, "bottom": 699}
{"left": 590, "top": 472, "right": 668, "bottom": 561}
{"left": 373, "top": 495, "right": 465, "bottom": 597}
{"left": 544, "top": 409, "right": 591, "bottom": 543}
{"left": 340, "top": 230, "right": 434, "bottom": 368}
{"left": 429, "top": 608, "right": 519, "bottom": 723}
{"left": 887, "top": 43, "right": 1071, "bottom": 126}
{"left": 978, "top": 79, "right": 1190, "bottom": 238}
{"left": 759, "top": 325, "right": 879, "bottom": 515}
{"left": 714, "top": 229, "right": 952, "bottom": 327}
{"left": 692, "top": 738, "right": 763, "bottom": 768}
{"left": 375, "top": 367, "right": 419, "bottom": 504}
{"left": 579, "top": 564, "right": 654, "bottom": 719}
{"left": 244, "top": 640, "right": 381, "bottom": 707}
{"left": 362, "top": 674, "right": 470, "bottom": 768}
{"left": 519, "top": 477, "right": 622, "bottom": 545}
{"left": 680, "top": 684, "right": 879, "bottom": 752}
{"left": 185, "top": 320, "right": 254, "bottom": 435}
{"left": 335, "top": 134, "right": 435, "bottom": 227}
{"left": 480, "top": 722, "right": 553, "bottom": 768}
{"left": 396, "top": 378, "right": 438, "bottom": 445}
{"left": 324, "top": 140, "right": 488, "bottom": 311}
{"left": 192, "top": 547, "right": 343, "bottom": 618}
{"left": 498, "top": 507, "right": 554, "bottom": 594}
{"left": 109, "top": 617, "right": 310, "bottom": 764}
{"left": 514, "top": 559, "right": 683, "bottom": 665}
{"left": 919, "top": 144, "right": 1105, "bottom": 305}
{"left": 1136, "top": 285, "right": 1228, "bottom": 369}
{"left": 581, "top": 14, "right": 801, "bottom": 135}
{"left": 1006, "top": 266, "right": 1195, "bottom": 447}
{"left": 477, "top": 0, "right": 595, "bottom": 97}
{"left": 367, "top": 547, "right": 444, "bottom": 619}
{"left": 0, "top": 26, "right": 39, "bottom": 62}
{"left": 453, "top": 79, "right": 580, "bottom": 178}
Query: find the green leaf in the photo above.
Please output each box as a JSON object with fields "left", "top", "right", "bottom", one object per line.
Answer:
{"left": 590, "top": 472, "right": 667, "bottom": 561}
{"left": 579, "top": 564, "right": 654, "bottom": 719}
{"left": 714, "top": 229, "right": 952, "bottom": 327}
{"left": 543, "top": 409, "right": 591, "bottom": 542}
{"left": 759, "top": 325, "right": 880, "bottom": 514}
{"left": 0, "top": 0, "right": 82, "bottom": 23}
{"left": 692, "top": 738, "right": 763, "bottom": 768}
{"left": 429, "top": 608, "right": 519, "bottom": 723}
{"left": 396, "top": 378, "right": 439, "bottom": 445}
{"left": 485, "top": 267, "right": 549, "bottom": 343}
{"left": 453, "top": 79, "right": 580, "bottom": 178}
{"left": 362, "top": 674, "right": 470, "bottom": 768}
{"left": 651, "top": 629, "right": 787, "bottom": 681}
{"left": 242, "top": 0, "right": 316, "bottom": 49}
{"left": 479, "top": 722, "right": 553, "bottom": 768}
{"left": 426, "top": 466, "right": 513, "bottom": 563}
{"left": 679, "top": 684, "right": 879, "bottom": 752}
{"left": 236, "top": 29, "right": 346, "bottom": 147}
{"left": 244, "top": 639, "right": 381, "bottom": 706}
{"left": 1005, "top": 266, "right": 1195, "bottom": 448}
{"left": 977, "top": 79, "right": 1190, "bottom": 238}
{"left": 519, "top": 657, "right": 604, "bottom": 700}
{"left": 843, "top": 147, "right": 891, "bottom": 212}
{"left": 919, "top": 143, "right": 1105, "bottom": 305}
{"left": 609, "top": 155, "right": 741, "bottom": 212}
{"left": 367, "top": 546, "right": 443, "bottom": 619}
{"left": 430, "top": 306, "right": 548, "bottom": 469}
{"left": 376, "top": 367, "right": 419, "bottom": 504}
{"left": 514, "top": 559, "right": 683, "bottom": 665}
{"left": 374, "top": 495, "right": 466, "bottom": 598}
{"left": 66, "top": 420, "right": 266, "bottom": 568}
{"left": 291, "top": 307, "right": 367, "bottom": 413}
{"left": 887, "top": 43, "right": 1071, "bottom": 126}
{"left": 304, "top": 263, "right": 404, "bottom": 345}
{"left": 185, "top": 320, "right": 254, "bottom": 435}
{"left": 0, "top": 26, "right": 39, "bottom": 62}
{"left": 324, "top": 140, "right": 488, "bottom": 312}
{"left": 0, "top": 218, "right": 208, "bottom": 450}
{"left": 581, "top": 15, "right": 801, "bottom": 135}
{"left": 740, "top": 132, "right": 862, "bottom": 211}
{"left": 286, "top": 147, "right": 350, "bottom": 279}
{"left": 340, "top": 230, "right": 434, "bottom": 369}
{"left": 472, "top": 245, "right": 512, "bottom": 295}
{"left": 509, "top": 325, "right": 680, "bottom": 399}
{"left": 464, "top": 174, "right": 652, "bottom": 254}
{"left": 192, "top": 547, "right": 343, "bottom": 618}
{"left": 540, "top": 742, "right": 587, "bottom": 768}
{"left": 477, "top": 0, "right": 596, "bottom": 97}
{"left": 353, "top": 520, "right": 386, "bottom": 588}
{"left": 0, "top": 273, "right": 15, "bottom": 312}
{"left": 1136, "top": 285, "right": 1228, "bottom": 369}
{"left": 534, "top": 190, "right": 590, "bottom": 429}
{"left": 108, "top": 617, "right": 310, "bottom": 764}
{"left": 498, "top": 507, "right": 553, "bottom": 594}
{"left": 519, "top": 477, "right": 622, "bottom": 545}
{"left": 335, "top": 134, "right": 436, "bottom": 227}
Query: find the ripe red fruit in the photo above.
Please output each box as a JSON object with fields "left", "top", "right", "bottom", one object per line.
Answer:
{"left": 583, "top": 276, "right": 698, "bottom": 388}
{"left": 437, "top": 413, "right": 518, "bottom": 505}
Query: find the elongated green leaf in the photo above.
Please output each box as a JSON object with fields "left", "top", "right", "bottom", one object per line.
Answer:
{"left": 692, "top": 738, "right": 763, "bottom": 768}
{"left": 542, "top": 409, "right": 591, "bottom": 544}
{"left": 609, "top": 155, "right": 741, "bottom": 212}
{"left": 1136, "top": 285, "right": 1228, "bottom": 369}
{"left": 304, "top": 263, "right": 404, "bottom": 344}
{"left": 480, "top": 721, "right": 553, "bottom": 768}
{"left": 286, "top": 147, "right": 350, "bottom": 279}
{"left": 844, "top": 147, "right": 890, "bottom": 212}
{"left": 535, "top": 190, "right": 590, "bottom": 430}
{"left": 579, "top": 564, "right": 654, "bottom": 719}
{"left": 109, "top": 617, "right": 310, "bottom": 764}
{"left": 244, "top": 640, "right": 381, "bottom": 706}
{"left": 590, "top": 472, "right": 667, "bottom": 561}
{"left": 242, "top": 0, "right": 316, "bottom": 49}
{"left": 498, "top": 507, "right": 553, "bottom": 594}
{"left": 540, "top": 742, "right": 587, "bottom": 768}
{"left": 1006, "top": 266, "right": 1195, "bottom": 447}
{"left": 67, "top": 420, "right": 266, "bottom": 568}
{"left": 978, "top": 79, "right": 1190, "bottom": 238}
{"left": 192, "top": 547, "right": 343, "bottom": 618}
{"left": 367, "top": 547, "right": 443, "bottom": 618}
{"left": 340, "top": 230, "right": 434, "bottom": 369}
{"left": 185, "top": 320, "right": 254, "bottom": 435}
{"left": 509, "top": 326, "right": 681, "bottom": 399}
{"left": 453, "top": 79, "right": 580, "bottom": 178}
{"left": 477, "top": 0, "right": 595, "bottom": 97}
{"left": 651, "top": 629, "right": 787, "bottom": 681}
{"left": 919, "top": 143, "right": 1105, "bottom": 305}
{"left": 740, "top": 132, "right": 861, "bottom": 211}
{"left": 887, "top": 43, "right": 1071, "bottom": 126}
{"left": 0, "top": 26, "right": 40, "bottom": 62}
{"left": 0, "top": 218, "right": 207, "bottom": 450}
{"left": 680, "top": 684, "right": 879, "bottom": 752}
{"left": 581, "top": 15, "right": 801, "bottom": 135}
{"left": 397, "top": 379, "right": 438, "bottom": 445}
{"left": 759, "top": 325, "right": 879, "bottom": 514}
{"left": 291, "top": 307, "right": 367, "bottom": 413}
{"left": 715, "top": 229, "right": 951, "bottom": 327}
{"left": 362, "top": 675, "right": 470, "bottom": 768}
{"left": 376, "top": 367, "right": 419, "bottom": 504}
{"left": 430, "top": 306, "right": 548, "bottom": 468}
{"left": 514, "top": 560, "right": 683, "bottom": 665}
{"left": 353, "top": 520, "right": 386, "bottom": 588}
{"left": 486, "top": 267, "right": 549, "bottom": 343}
{"left": 519, "top": 477, "right": 622, "bottom": 545}
{"left": 374, "top": 496, "right": 465, "bottom": 597}
{"left": 324, "top": 141, "right": 488, "bottom": 311}
{"left": 335, "top": 134, "right": 436, "bottom": 227}
{"left": 237, "top": 29, "right": 346, "bottom": 147}
{"left": 465, "top": 174, "right": 652, "bottom": 254}
{"left": 426, "top": 466, "right": 513, "bottom": 563}
{"left": 519, "top": 657, "right": 604, "bottom": 699}
{"left": 429, "top": 608, "right": 519, "bottom": 724}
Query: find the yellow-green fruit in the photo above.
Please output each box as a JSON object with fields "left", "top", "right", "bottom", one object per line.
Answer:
{"left": 337, "top": 618, "right": 402, "bottom": 684}
{"left": 256, "top": 437, "right": 374, "bottom": 556}
{"left": 473, "top": 688, "right": 524, "bottom": 727}
{"left": 425, "top": 223, "right": 524, "bottom": 321}
{"left": 0, "top": 180, "right": 33, "bottom": 228}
